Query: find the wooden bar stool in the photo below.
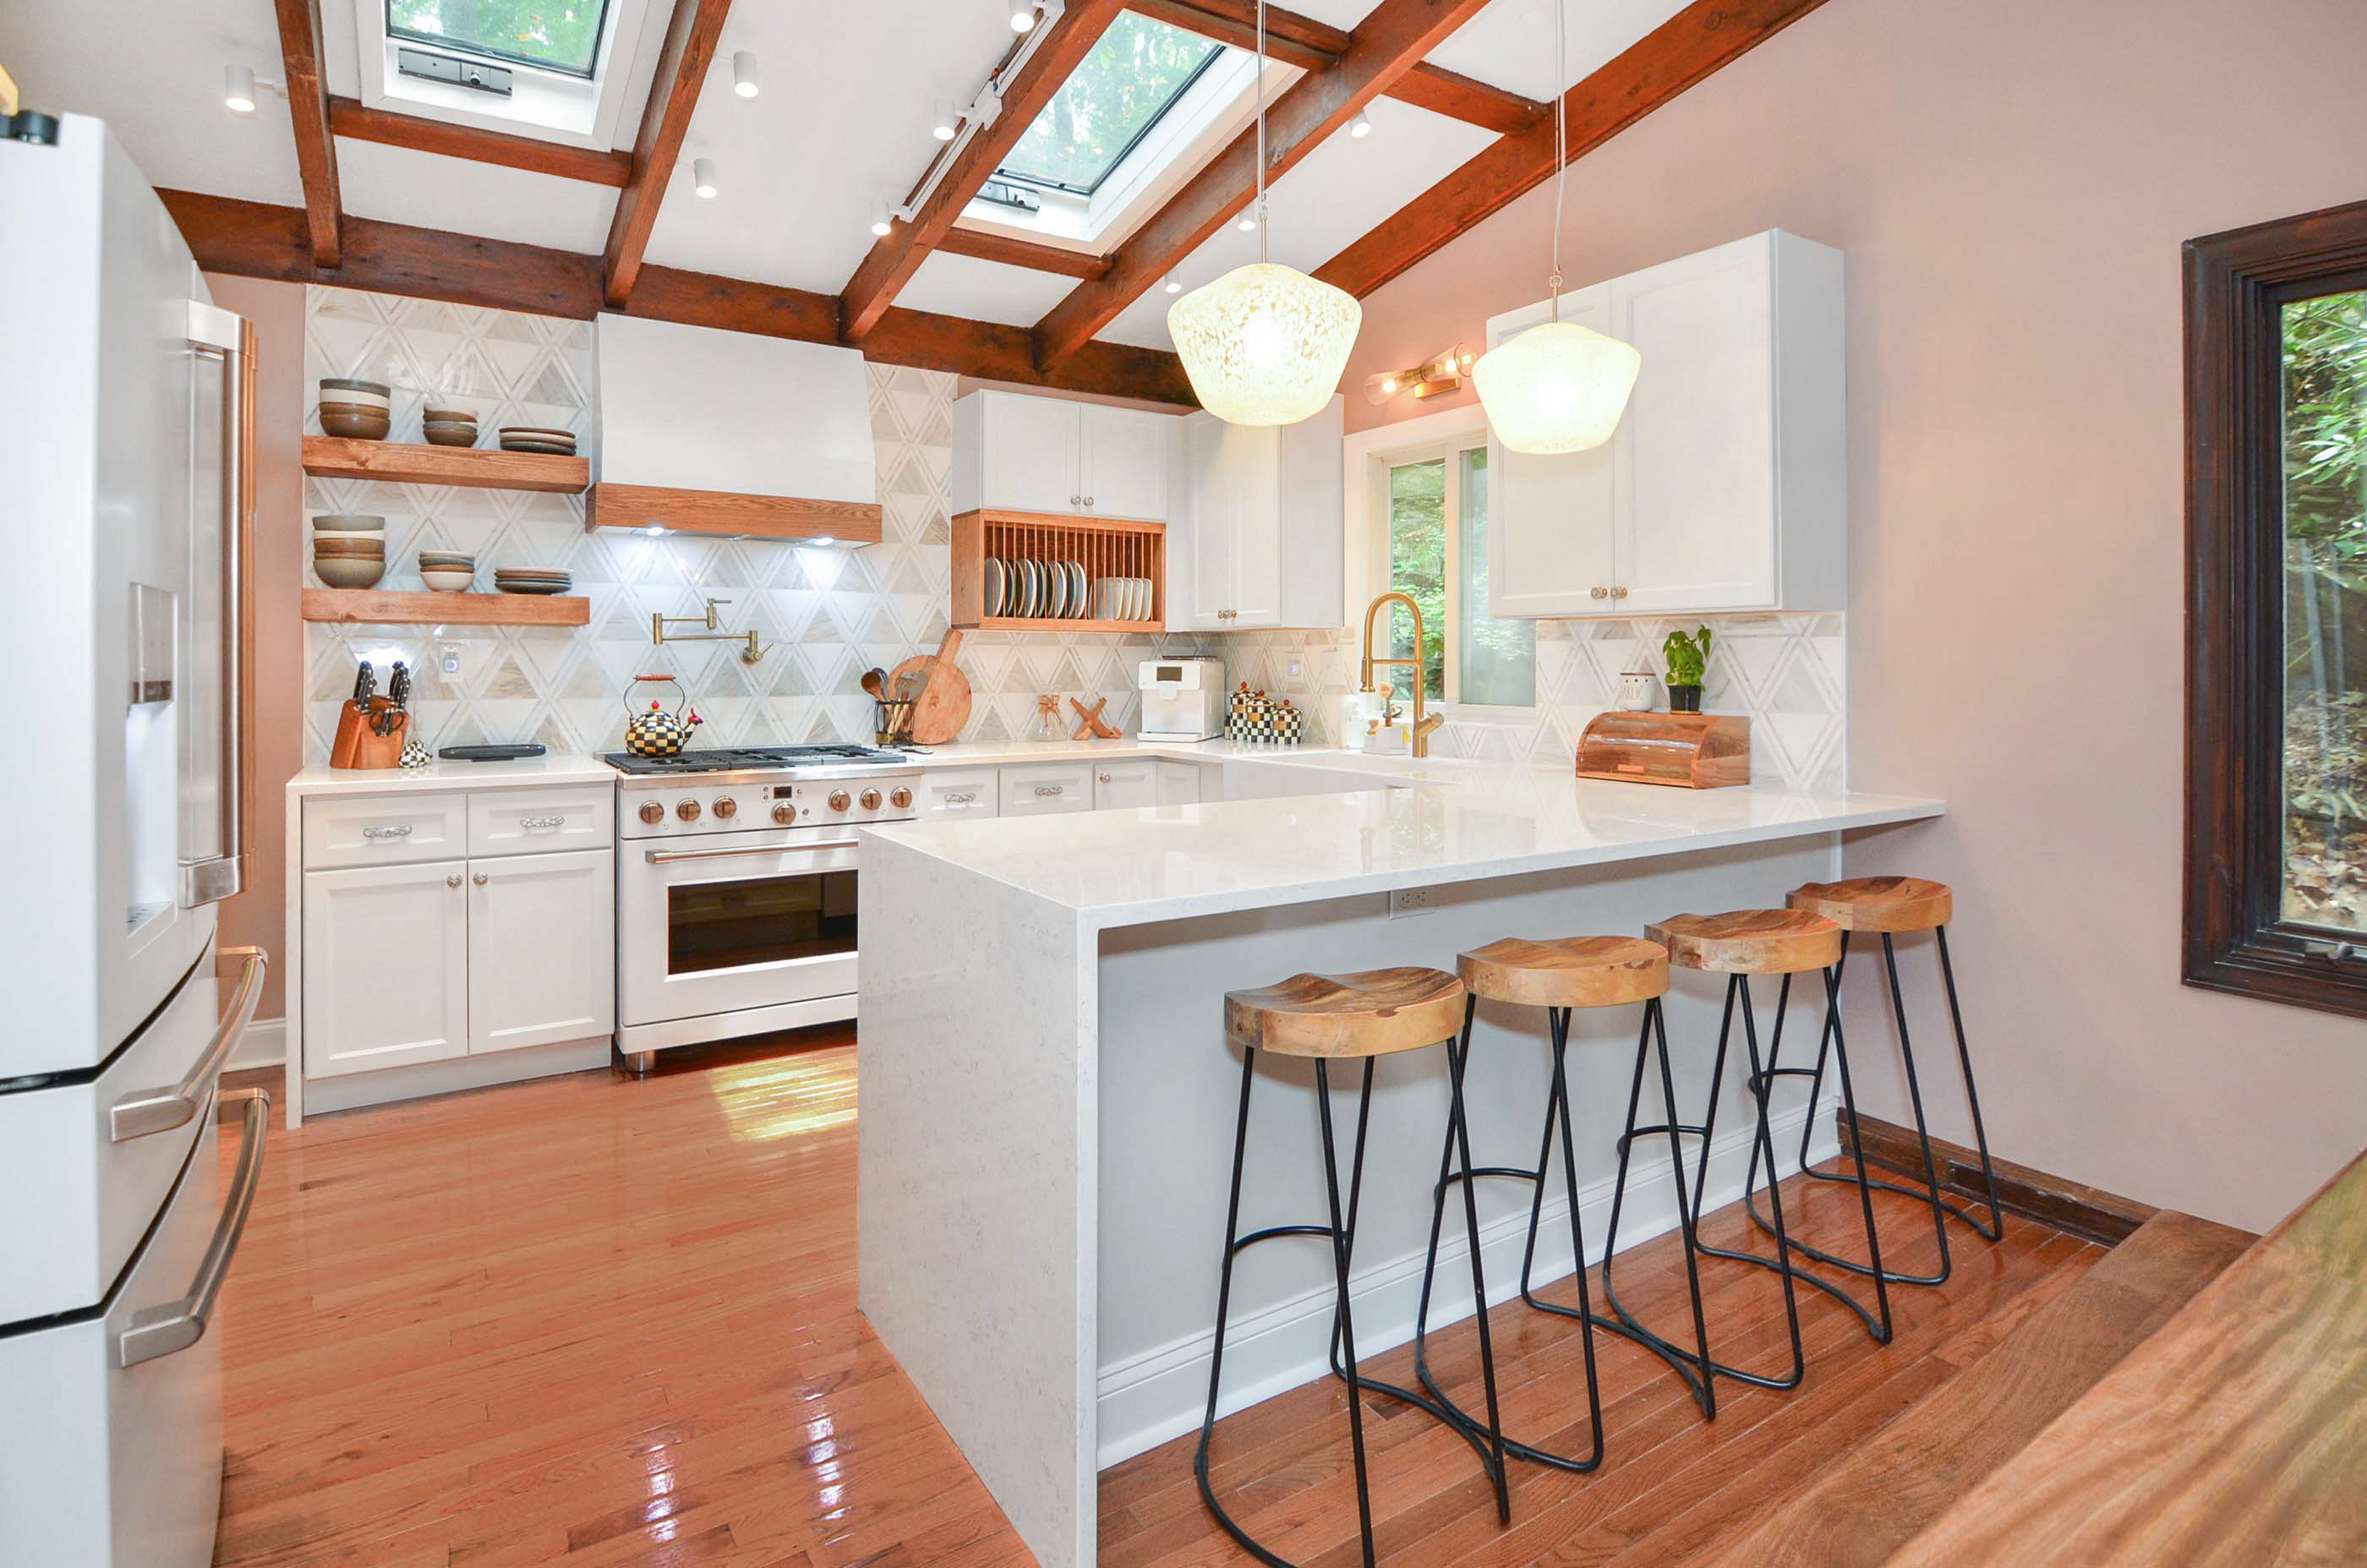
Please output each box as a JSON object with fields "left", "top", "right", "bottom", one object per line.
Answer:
{"left": 1199, "top": 969, "right": 1510, "bottom": 1568}
{"left": 1735, "top": 877, "right": 2005, "bottom": 1289}
{"left": 1600, "top": 910, "right": 1894, "bottom": 1413}
{"left": 1391, "top": 937, "right": 1670, "bottom": 1473}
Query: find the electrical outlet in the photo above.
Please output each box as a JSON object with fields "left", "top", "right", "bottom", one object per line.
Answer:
{"left": 438, "top": 642, "right": 464, "bottom": 682}
{"left": 1389, "top": 886, "right": 1435, "bottom": 918}
{"left": 1287, "top": 659, "right": 1302, "bottom": 678}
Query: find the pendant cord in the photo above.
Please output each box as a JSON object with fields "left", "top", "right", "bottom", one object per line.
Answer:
{"left": 1255, "top": 0, "right": 1270, "bottom": 264}
{"left": 1548, "top": 0, "right": 1566, "bottom": 322}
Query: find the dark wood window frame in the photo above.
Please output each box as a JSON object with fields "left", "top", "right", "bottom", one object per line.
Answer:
{"left": 2183, "top": 196, "right": 2367, "bottom": 1020}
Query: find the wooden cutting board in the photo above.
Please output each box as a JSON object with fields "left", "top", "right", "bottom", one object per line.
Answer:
{"left": 887, "top": 629, "right": 971, "bottom": 746}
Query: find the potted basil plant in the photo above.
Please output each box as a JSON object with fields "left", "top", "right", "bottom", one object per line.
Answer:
{"left": 1661, "top": 626, "right": 1714, "bottom": 713}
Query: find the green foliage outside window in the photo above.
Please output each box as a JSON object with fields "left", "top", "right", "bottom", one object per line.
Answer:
{"left": 1003, "top": 14, "right": 1222, "bottom": 194}
{"left": 1387, "top": 460, "right": 1447, "bottom": 700}
{"left": 388, "top": 0, "right": 609, "bottom": 76}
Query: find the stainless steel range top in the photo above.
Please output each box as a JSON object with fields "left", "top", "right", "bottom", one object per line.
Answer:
{"left": 606, "top": 746, "right": 922, "bottom": 838}
{"left": 603, "top": 744, "right": 913, "bottom": 779}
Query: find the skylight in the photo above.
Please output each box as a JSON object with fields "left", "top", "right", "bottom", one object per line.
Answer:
{"left": 385, "top": 0, "right": 613, "bottom": 79}
{"left": 999, "top": 13, "right": 1224, "bottom": 196}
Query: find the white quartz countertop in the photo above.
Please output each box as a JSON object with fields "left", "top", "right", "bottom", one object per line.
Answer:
{"left": 866, "top": 751, "right": 1946, "bottom": 928}
{"left": 286, "top": 753, "right": 620, "bottom": 795}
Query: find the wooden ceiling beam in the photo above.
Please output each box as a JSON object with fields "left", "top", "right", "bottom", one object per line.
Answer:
{"left": 604, "top": 0, "right": 732, "bottom": 308}
{"left": 937, "top": 227, "right": 1112, "bottom": 281}
{"left": 157, "top": 190, "right": 1194, "bottom": 406}
{"left": 1031, "top": 0, "right": 1497, "bottom": 365}
{"left": 328, "top": 97, "right": 635, "bottom": 186}
{"left": 1134, "top": 0, "right": 1544, "bottom": 134}
{"left": 1315, "top": 0, "right": 1834, "bottom": 299}
{"left": 838, "top": 0, "right": 1127, "bottom": 343}
{"left": 272, "top": 0, "right": 342, "bottom": 266}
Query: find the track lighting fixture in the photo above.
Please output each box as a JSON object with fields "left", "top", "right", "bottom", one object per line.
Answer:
{"left": 731, "top": 52, "right": 759, "bottom": 98}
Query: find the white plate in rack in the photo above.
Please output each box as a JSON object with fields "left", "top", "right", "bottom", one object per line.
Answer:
{"left": 984, "top": 558, "right": 1005, "bottom": 619}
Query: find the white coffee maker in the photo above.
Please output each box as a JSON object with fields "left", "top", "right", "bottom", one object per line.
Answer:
{"left": 1136, "top": 657, "right": 1226, "bottom": 740}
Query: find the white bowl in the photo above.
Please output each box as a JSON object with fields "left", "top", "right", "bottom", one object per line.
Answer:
{"left": 420, "top": 569, "right": 475, "bottom": 593}
{"left": 311, "top": 528, "right": 385, "bottom": 543}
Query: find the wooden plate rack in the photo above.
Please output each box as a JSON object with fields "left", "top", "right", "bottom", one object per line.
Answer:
{"left": 951, "top": 510, "right": 1165, "bottom": 632}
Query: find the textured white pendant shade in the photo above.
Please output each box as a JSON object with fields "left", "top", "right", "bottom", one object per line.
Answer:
{"left": 1472, "top": 319, "right": 1642, "bottom": 454}
{"left": 1168, "top": 262, "right": 1361, "bottom": 426}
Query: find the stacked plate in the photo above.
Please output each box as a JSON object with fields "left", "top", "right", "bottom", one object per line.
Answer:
{"left": 312, "top": 514, "right": 385, "bottom": 589}
{"left": 499, "top": 426, "right": 578, "bottom": 456}
{"left": 422, "top": 404, "right": 478, "bottom": 448}
{"left": 418, "top": 551, "right": 476, "bottom": 593}
{"left": 318, "top": 379, "right": 390, "bottom": 440}
{"left": 494, "top": 566, "right": 572, "bottom": 596}
{"left": 1096, "top": 576, "right": 1156, "bottom": 622}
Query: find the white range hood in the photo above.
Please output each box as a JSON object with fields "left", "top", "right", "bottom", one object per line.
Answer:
{"left": 590, "top": 314, "right": 882, "bottom": 544}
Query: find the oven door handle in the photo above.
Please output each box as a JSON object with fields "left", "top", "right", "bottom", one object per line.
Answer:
{"left": 643, "top": 839, "right": 864, "bottom": 864}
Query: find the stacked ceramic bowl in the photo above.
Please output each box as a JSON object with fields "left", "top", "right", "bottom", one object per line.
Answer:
{"left": 418, "top": 551, "right": 477, "bottom": 593}
{"left": 313, "top": 514, "right": 385, "bottom": 588}
{"left": 493, "top": 566, "right": 571, "bottom": 596}
{"left": 318, "top": 379, "right": 391, "bottom": 440}
{"left": 422, "top": 404, "right": 479, "bottom": 448}
{"left": 497, "top": 425, "right": 577, "bottom": 456}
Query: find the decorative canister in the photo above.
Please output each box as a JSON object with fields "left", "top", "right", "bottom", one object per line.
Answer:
{"left": 1272, "top": 698, "right": 1304, "bottom": 745}
{"left": 399, "top": 739, "right": 432, "bottom": 769}
{"left": 622, "top": 674, "right": 702, "bottom": 757}
{"left": 1616, "top": 666, "right": 1661, "bottom": 712}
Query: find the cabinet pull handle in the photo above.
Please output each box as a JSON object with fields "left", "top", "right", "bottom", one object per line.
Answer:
{"left": 472, "top": 872, "right": 489, "bottom": 886}
{"left": 1035, "top": 784, "right": 1064, "bottom": 797}
{"left": 118, "top": 1089, "right": 270, "bottom": 1369}
{"left": 446, "top": 873, "right": 462, "bottom": 888}
{"left": 518, "top": 814, "right": 566, "bottom": 829}
{"left": 943, "top": 790, "right": 976, "bottom": 805}
{"left": 362, "top": 823, "right": 413, "bottom": 839}
{"left": 109, "top": 947, "right": 266, "bottom": 1143}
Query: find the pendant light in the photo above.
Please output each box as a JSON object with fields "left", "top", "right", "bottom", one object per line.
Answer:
{"left": 1167, "top": 1, "right": 1361, "bottom": 426}
{"left": 1470, "top": 2, "right": 1639, "bottom": 454}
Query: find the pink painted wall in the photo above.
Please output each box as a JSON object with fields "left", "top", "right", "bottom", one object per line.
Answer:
{"left": 1347, "top": 0, "right": 2367, "bottom": 1232}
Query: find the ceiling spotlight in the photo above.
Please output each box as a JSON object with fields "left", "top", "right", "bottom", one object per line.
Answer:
{"left": 224, "top": 64, "right": 258, "bottom": 116}
{"left": 692, "top": 157, "right": 719, "bottom": 199}
{"left": 1163, "top": 274, "right": 1183, "bottom": 295}
{"left": 1236, "top": 210, "right": 1259, "bottom": 232}
{"left": 870, "top": 200, "right": 894, "bottom": 238}
{"left": 731, "top": 51, "right": 760, "bottom": 98}
{"left": 932, "top": 96, "right": 958, "bottom": 142}
{"left": 1009, "top": 0, "right": 1036, "bottom": 32}
{"left": 1350, "top": 110, "right": 1372, "bottom": 139}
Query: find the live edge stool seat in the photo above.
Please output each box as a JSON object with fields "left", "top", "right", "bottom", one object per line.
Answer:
{"left": 1202, "top": 969, "right": 1510, "bottom": 1568}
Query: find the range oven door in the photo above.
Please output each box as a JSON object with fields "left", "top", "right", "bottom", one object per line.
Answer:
{"left": 620, "top": 830, "right": 861, "bottom": 1029}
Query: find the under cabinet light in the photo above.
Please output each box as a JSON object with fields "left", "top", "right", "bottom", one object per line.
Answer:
{"left": 731, "top": 52, "right": 760, "bottom": 98}
{"left": 692, "top": 158, "right": 719, "bottom": 199}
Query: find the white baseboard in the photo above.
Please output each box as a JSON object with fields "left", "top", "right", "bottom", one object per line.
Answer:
{"left": 1093, "top": 1095, "right": 1839, "bottom": 1469}
{"left": 227, "top": 1016, "right": 286, "bottom": 1071}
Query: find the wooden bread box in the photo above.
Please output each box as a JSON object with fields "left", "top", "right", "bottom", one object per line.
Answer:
{"left": 1576, "top": 711, "right": 1750, "bottom": 789}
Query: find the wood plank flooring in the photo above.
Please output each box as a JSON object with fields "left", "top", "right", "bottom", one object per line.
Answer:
{"left": 216, "top": 1035, "right": 2107, "bottom": 1568}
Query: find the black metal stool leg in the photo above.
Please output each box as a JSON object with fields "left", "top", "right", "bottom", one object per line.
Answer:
{"left": 1937, "top": 926, "right": 2007, "bottom": 1241}
{"left": 1314, "top": 1059, "right": 1377, "bottom": 1568}
{"left": 1443, "top": 1027, "right": 1512, "bottom": 1522}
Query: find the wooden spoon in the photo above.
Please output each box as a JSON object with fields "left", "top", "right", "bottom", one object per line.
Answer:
{"left": 860, "top": 667, "right": 888, "bottom": 700}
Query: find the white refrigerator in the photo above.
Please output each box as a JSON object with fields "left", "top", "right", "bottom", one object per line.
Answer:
{"left": 0, "top": 113, "right": 266, "bottom": 1567}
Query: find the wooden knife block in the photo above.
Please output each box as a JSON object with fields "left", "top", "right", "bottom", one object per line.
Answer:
{"left": 330, "top": 698, "right": 407, "bottom": 770}
{"left": 1576, "top": 711, "right": 1750, "bottom": 789}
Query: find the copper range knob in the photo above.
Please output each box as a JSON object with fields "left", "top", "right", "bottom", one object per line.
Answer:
{"left": 772, "top": 802, "right": 797, "bottom": 825}
{"left": 889, "top": 786, "right": 913, "bottom": 810}
{"left": 675, "top": 799, "right": 702, "bottom": 822}
{"left": 713, "top": 796, "right": 738, "bottom": 819}
{"left": 638, "top": 800, "right": 665, "bottom": 825}
{"left": 828, "top": 789, "right": 852, "bottom": 812}
{"left": 859, "top": 788, "right": 883, "bottom": 811}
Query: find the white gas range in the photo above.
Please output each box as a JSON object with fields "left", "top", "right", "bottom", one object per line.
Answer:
{"left": 606, "top": 746, "right": 921, "bottom": 1071}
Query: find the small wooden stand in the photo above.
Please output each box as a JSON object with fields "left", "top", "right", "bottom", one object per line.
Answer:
{"left": 1069, "top": 697, "right": 1120, "bottom": 740}
{"left": 330, "top": 698, "right": 407, "bottom": 770}
{"left": 1576, "top": 711, "right": 1749, "bottom": 789}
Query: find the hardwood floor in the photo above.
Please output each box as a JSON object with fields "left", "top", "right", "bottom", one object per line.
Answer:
{"left": 217, "top": 1037, "right": 2114, "bottom": 1567}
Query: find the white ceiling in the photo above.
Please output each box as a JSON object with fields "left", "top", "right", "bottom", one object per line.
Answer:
{"left": 2, "top": 0, "right": 1692, "bottom": 343}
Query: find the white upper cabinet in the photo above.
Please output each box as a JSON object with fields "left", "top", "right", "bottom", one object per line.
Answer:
{"left": 1174, "top": 395, "right": 1344, "bottom": 631}
{"left": 952, "top": 391, "right": 1175, "bottom": 522}
{"left": 1486, "top": 230, "right": 1845, "bottom": 620}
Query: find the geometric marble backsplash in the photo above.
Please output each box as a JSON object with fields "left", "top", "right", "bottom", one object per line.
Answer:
{"left": 301, "top": 284, "right": 1843, "bottom": 787}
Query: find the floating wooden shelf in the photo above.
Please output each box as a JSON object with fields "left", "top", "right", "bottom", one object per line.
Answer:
{"left": 301, "top": 435, "right": 588, "bottom": 494}
{"left": 951, "top": 510, "right": 1165, "bottom": 633}
{"left": 301, "top": 589, "right": 590, "bottom": 626}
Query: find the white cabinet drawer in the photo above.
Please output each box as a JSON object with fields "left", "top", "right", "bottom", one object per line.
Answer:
{"left": 467, "top": 784, "right": 614, "bottom": 856}
{"left": 917, "top": 767, "right": 1001, "bottom": 821}
{"left": 303, "top": 791, "right": 467, "bottom": 869}
{"left": 1000, "top": 762, "right": 1095, "bottom": 817}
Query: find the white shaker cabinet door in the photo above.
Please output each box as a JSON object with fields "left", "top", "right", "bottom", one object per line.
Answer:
{"left": 981, "top": 393, "right": 1084, "bottom": 515}
{"left": 1613, "top": 235, "right": 1779, "bottom": 615}
{"left": 1154, "top": 759, "right": 1205, "bottom": 806}
{"left": 1092, "top": 757, "right": 1160, "bottom": 810}
{"left": 1079, "top": 405, "right": 1171, "bottom": 522}
{"left": 1184, "top": 413, "right": 1242, "bottom": 629}
{"left": 303, "top": 859, "right": 469, "bottom": 1078}
{"left": 1486, "top": 283, "right": 1621, "bottom": 620}
{"left": 467, "top": 849, "right": 615, "bottom": 1056}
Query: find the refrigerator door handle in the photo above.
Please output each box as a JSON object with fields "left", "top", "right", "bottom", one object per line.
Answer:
{"left": 118, "top": 1089, "right": 271, "bottom": 1369}
{"left": 182, "top": 301, "right": 253, "bottom": 909}
{"left": 110, "top": 946, "right": 268, "bottom": 1142}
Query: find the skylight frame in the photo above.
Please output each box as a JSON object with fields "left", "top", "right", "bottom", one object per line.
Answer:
{"left": 384, "top": 0, "right": 616, "bottom": 82}
{"left": 998, "top": 15, "right": 1227, "bottom": 199}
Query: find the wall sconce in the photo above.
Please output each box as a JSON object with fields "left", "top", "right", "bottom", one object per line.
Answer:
{"left": 1362, "top": 343, "right": 1476, "bottom": 406}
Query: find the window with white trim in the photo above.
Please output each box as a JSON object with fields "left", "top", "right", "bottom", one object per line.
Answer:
{"left": 1368, "top": 434, "right": 1535, "bottom": 712}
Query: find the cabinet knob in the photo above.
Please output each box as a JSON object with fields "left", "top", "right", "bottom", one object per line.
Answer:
{"left": 1589, "top": 587, "right": 1609, "bottom": 600}
{"left": 472, "top": 871, "right": 489, "bottom": 886}
{"left": 446, "top": 873, "right": 462, "bottom": 888}
{"left": 1084, "top": 495, "right": 1095, "bottom": 507}
{"left": 1610, "top": 586, "right": 1629, "bottom": 599}
{"left": 1069, "top": 494, "right": 1080, "bottom": 505}
{"left": 1098, "top": 773, "right": 1112, "bottom": 783}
